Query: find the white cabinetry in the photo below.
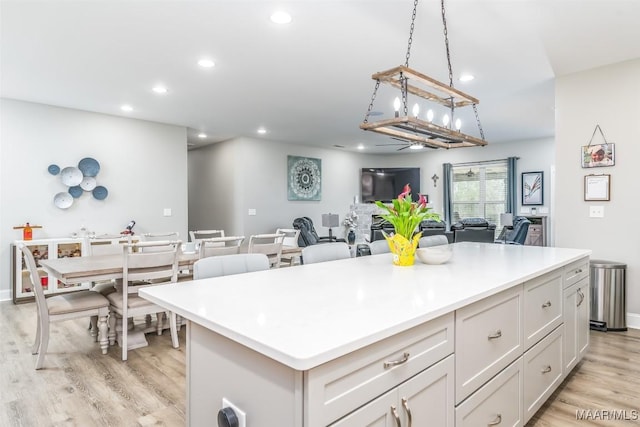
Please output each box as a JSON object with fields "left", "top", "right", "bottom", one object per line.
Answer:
{"left": 11, "top": 238, "right": 88, "bottom": 303}
{"left": 331, "top": 356, "right": 454, "bottom": 427}
{"left": 563, "top": 267, "right": 590, "bottom": 374}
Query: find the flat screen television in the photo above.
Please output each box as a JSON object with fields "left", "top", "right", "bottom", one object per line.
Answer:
{"left": 361, "top": 168, "right": 421, "bottom": 203}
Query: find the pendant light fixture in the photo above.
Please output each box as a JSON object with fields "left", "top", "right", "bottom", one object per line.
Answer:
{"left": 360, "top": 0, "right": 488, "bottom": 150}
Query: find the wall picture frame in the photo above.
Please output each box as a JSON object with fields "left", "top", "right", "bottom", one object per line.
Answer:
{"left": 522, "top": 171, "right": 543, "bottom": 206}
{"left": 581, "top": 143, "right": 615, "bottom": 168}
{"left": 584, "top": 174, "right": 610, "bottom": 201}
{"left": 287, "top": 155, "right": 322, "bottom": 201}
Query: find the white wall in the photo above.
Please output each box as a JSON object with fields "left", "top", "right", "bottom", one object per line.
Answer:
{"left": 556, "top": 58, "right": 640, "bottom": 322}
{"left": 0, "top": 99, "right": 188, "bottom": 300}
{"left": 188, "top": 136, "right": 554, "bottom": 244}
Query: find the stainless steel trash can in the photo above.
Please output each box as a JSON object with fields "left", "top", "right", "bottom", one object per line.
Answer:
{"left": 590, "top": 260, "right": 627, "bottom": 331}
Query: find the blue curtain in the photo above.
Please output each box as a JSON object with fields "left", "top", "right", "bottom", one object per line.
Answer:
{"left": 507, "top": 157, "right": 518, "bottom": 214}
{"left": 442, "top": 163, "right": 453, "bottom": 227}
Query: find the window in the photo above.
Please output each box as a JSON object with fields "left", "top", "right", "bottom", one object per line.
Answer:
{"left": 451, "top": 160, "right": 508, "bottom": 237}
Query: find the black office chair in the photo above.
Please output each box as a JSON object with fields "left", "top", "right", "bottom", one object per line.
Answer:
{"left": 292, "top": 217, "right": 345, "bottom": 247}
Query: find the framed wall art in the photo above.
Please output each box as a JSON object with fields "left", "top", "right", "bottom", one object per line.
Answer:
{"left": 584, "top": 174, "right": 610, "bottom": 201}
{"left": 287, "top": 155, "right": 322, "bottom": 201}
{"left": 522, "top": 171, "right": 543, "bottom": 206}
{"left": 581, "top": 143, "right": 615, "bottom": 168}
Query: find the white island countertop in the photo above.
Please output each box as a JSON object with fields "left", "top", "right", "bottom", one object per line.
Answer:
{"left": 140, "top": 242, "right": 590, "bottom": 371}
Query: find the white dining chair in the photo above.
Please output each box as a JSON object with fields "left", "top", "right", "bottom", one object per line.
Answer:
{"left": 189, "top": 229, "right": 225, "bottom": 244}
{"left": 199, "top": 236, "right": 245, "bottom": 259}
{"left": 193, "top": 253, "right": 270, "bottom": 279}
{"left": 368, "top": 239, "right": 391, "bottom": 255}
{"left": 276, "top": 228, "right": 301, "bottom": 266}
{"left": 106, "top": 240, "right": 181, "bottom": 361}
{"left": 19, "top": 244, "right": 110, "bottom": 369}
{"left": 419, "top": 235, "right": 449, "bottom": 248}
{"left": 301, "top": 242, "right": 351, "bottom": 264}
{"left": 248, "top": 233, "right": 285, "bottom": 268}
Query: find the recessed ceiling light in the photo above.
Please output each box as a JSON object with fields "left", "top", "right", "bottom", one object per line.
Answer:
{"left": 152, "top": 86, "right": 168, "bottom": 94}
{"left": 357, "top": 144, "right": 365, "bottom": 150}
{"left": 120, "top": 105, "right": 133, "bottom": 112}
{"left": 270, "top": 11, "right": 292, "bottom": 24}
{"left": 409, "top": 144, "right": 424, "bottom": 150}
{"left": 459, "top": 74, "right": 475, "bottom": 82}
{"left": 198, "top": 133, "right": 207, "bottom": 138}
{"left": 257, "top": 128, "right": 267, "bottom": 134}
{"left": 198, "top": 58, "right": 215, "bottom": 68}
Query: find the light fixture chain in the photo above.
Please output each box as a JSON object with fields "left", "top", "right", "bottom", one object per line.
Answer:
{"left": 441, "top": 0, "right": 454, "bottom": 88}
{"left": 401, "top": 72, "right": 408, "bottom": 115}
{"left": 405, "top": 0, "right": 419, "bottom": 67}
{"left": 363, "top": 80, "right": 381, "bottom": 123}
{"left": 473, "top": 104, "right": 486, "bottom": 140}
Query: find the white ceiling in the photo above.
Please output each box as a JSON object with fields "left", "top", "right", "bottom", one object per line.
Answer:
{"left": 2, "top": 0, "right": 640, "bottom": 153}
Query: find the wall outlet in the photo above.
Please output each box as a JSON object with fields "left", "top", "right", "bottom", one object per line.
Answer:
{"left": 248, "top": 208, "right": 256, "bottom": 216}
{"left": 163, "top": 208, "right": 172, "bottom": 217}
{"left": 222, "top": 397, "right": 246, "bottom": 427}
{"left": 589, "top": 205, "right": 604, "bottom": 218}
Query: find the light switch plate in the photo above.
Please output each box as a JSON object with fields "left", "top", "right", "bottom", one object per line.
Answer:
{"left": 248, "top": 208, "right": 256, "bottom": 216}
{"left": 163, "top": 208, "right": 172, "bottom": 217}
{"left": 589, "top": 205, "right": 604, "bottom": 218}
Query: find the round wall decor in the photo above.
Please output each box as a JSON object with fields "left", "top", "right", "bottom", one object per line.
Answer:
{"left": 287, "top": 155, "right": 321, "bottom": 201}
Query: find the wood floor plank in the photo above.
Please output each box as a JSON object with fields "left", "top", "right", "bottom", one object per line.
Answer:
{"left": 3, "top": 300, "right": 640, "bottom": 426}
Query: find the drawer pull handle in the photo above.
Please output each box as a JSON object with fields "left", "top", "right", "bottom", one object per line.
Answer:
{"left": 402, "top": 397, "right": 413, "bottom": 427}
{"left": 384, "top": 352, "right": 410, "bottom": 369}
{"left": 390, "top": 405, "right": 401, "bottom": 427}
{"left": 488, "top": 414, "right": 502, "bottom": 425}
{"left": 576, "top": 268, "right": 583, "bottom": 274}
{"left": 542, "top": 301, "right": 552, "bottom": 308}
{"left": 541, "top": 365, "right": 552, "bottom": 374}
{"left": 577, "top": 288, "right": 585, "bottom": 307}
{"left": 488, "top": 330, "right": 502, "bottom": 340}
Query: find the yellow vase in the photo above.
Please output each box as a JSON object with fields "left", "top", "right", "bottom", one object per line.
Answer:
{"left": 384, "top": 231, "right": 422, "bottom": 266}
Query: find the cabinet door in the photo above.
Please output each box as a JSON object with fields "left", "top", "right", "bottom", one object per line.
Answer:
{"left": 13, "top": 241, "right": 53, "bottom": 303}
{"left": 562, "top": 284, "right": 578, "bottom": 374}
{"left": 53, "top": 240, "right": 88, "bottom": 292}
{"left": 576, "top": 279, "right": 590, "bottom": 361}
{"left": 397, "top": 355, "right": 454, "bottom": 427}
{"left": 330, "top": 388, "right": 399, "bottom": 427}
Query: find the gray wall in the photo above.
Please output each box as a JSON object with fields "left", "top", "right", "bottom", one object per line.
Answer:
{"left": 0, "top": 99, "right": 188, "bottom": 300}
{"left": 556, "top": 58, "right": 640, "bottom": 324}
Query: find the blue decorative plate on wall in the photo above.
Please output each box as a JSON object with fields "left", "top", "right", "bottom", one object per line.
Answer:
{"left": 68, "top": 186, "right": 83, "bottom": 198}
{"left": 78, "top": 157, "right": 100, "bottom": 177}
{"left": 48, "top": 164, "right": 60, "bottom": 175}
{"left": 92, "top": 186, "right": 108, "bottom": 200}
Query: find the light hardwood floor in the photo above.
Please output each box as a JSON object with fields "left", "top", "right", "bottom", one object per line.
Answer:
{"left": 2, "top": 300, "right": 640, "bottom": 426}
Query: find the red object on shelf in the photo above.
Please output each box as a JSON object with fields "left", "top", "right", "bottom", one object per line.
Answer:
{"left": 40, "top": 276, "right": 48, "bottom": 287}
{"left": 13, "top": 222, "right": 43, "bottom": 240}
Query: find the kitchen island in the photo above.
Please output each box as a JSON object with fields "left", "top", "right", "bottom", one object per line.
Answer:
{"left": 141, "top": 242, "right": 591, "bottom": 426}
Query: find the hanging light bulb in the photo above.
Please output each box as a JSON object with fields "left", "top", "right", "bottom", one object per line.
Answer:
{"left": 393, "top": 97, "right": 401, "bottom": 117}
{"left": 442, "top": 114, "right": 450, "bottom": 127}
{"left": 455, "top": 118, "right": 462, "bottom": 131}
{"left": 412, "top": 103, "right": 420, "bottom": 118}
{"left": 426, "top": 109, "right": 434, "bottom": 122}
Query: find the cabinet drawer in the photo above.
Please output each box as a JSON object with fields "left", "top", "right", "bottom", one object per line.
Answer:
{"left": 305, "top": 313, "right": 454, "bottom": 427}
{"left": 564, "top": 258, "right": 589, "bottom": 289}
{"left": 524, "top": 325, "right": 564, "bottom": 423}
{"left": 456, "top": 357, "right": 524, "bottom": 427}
{"left": 455, "top": 286, "right": 523, "bottom": 404}
{"left": 523, "top": 270, "right": 562, "bottom": 350}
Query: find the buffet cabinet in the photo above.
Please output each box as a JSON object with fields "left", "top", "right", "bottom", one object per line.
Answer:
{"left": 10, "top": 238, "right": 88, "bottom": 303}
{"left": 187, "top": 257, "right": 590, "bottom": 426}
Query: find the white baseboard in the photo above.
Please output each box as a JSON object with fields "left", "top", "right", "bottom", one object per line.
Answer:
{"left": 0, "top": 289, "right": 12, "bottom": 302}
{"left": 626, "top": 313, "right": 640, "bottom": 330}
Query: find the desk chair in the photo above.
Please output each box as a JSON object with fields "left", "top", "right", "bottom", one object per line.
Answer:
{"left": 248, "top": 233, "right": 285, "bottom": 268}
{"left": 193, "top": 253, "right": 270, "bottom": 279}
{"left": 199, "top": 236, "right": 245, "bottom": 259}
{"left": 276, "top": 228, "right": 301, "bottom": 266}
{"left": 106, "top": 241, "right": 180, "bottom": 361}
{"left": 19, "top": 244, "right": 110, "bottom": 369}
{"left": 301, "top": 242, "right": 351, "bottom": 264}
{"left": 368, "top": 239, "right": 391, "bottom": 255}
